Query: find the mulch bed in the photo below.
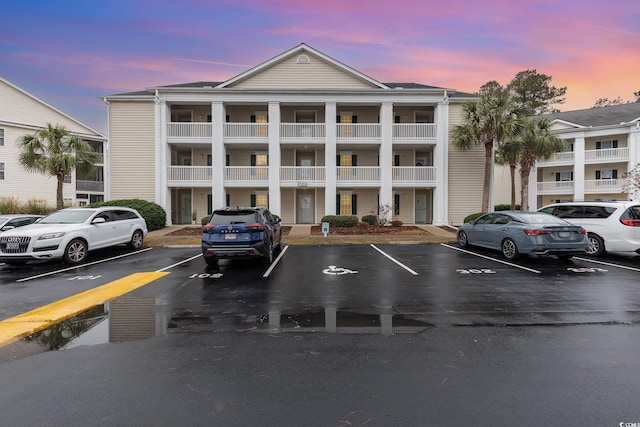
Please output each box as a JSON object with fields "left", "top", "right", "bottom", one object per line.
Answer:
{"left": 164, "top": 225, "right": 428, "bottom": 236}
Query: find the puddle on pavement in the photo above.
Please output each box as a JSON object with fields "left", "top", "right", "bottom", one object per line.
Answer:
{"left": 1, "top": 296, "right": 432, "bottom": 364}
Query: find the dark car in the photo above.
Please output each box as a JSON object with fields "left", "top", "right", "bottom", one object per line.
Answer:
{"left": 457, "top": 211, "right": 588, "bottom": 260}
{"left": 201, "top": 207, "right": 282, "bottom": 266}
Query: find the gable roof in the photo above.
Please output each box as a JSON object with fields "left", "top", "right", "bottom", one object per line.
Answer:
{"left": 0, "top": 76, "right": 105, "bottom": 138}
{"left": 543, "top": 103, "right": 640, "bottom": 127}
{"left": 216, "top": 43, "right": 389, "bottom": 89}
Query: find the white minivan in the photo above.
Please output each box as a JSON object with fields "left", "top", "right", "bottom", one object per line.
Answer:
{"left": 538, "top": 201, "right": 640, "bottom": 256}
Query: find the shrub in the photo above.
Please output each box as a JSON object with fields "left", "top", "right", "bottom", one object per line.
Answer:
{"left": 201, "top": 216, "right": 210, "bottom": 225}
{"left": 0, "top": 196, "right": 21, "bottom": 214}
{"left": 361, "top": 215, "right": 377, "bottom": 226}
{"left": 390, "top": 220, "right": 403, "bottom": 227}
{"left": 89, "top": 199, "right": 166, "bottom": 231}
{"left": 320, "top": 215, "right": 359, "bottom": 227}
{"left": 23, "top": 198, "right": 55, "bottom": 215}
{"left": 494, "top": 204, "right": 521, "bottom": 211}
{"left": 463, "top": 212, "right": 486, "bottom": 223}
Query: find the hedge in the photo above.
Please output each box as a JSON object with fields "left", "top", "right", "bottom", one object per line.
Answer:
{"left": 320, "top": 215, "right": 359, "bottom": 227}
{"left": 89, "top": 199, "right": 166, "bottom": 231}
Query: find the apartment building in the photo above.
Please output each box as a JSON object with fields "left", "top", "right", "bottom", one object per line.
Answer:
{"left": 533, "top": 103, "right": 640, "bottom": 208}
{"left": 0, "top": 77, "right": 106, "bottom": 207}
{"left": 105, "top": 43, "right": 482, "bottom": 225}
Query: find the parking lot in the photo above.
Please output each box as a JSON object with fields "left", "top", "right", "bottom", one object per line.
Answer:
{"left": 1, "top": 242, "right": 640, "bottom": 426}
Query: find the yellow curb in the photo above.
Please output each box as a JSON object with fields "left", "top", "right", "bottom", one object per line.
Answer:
{"left": 0, "top": 272, "right": 169, "bottom": 348}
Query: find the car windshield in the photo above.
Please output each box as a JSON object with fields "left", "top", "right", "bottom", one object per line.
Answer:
{"left": 210, "top": 212, "right": 257, "bottom": 225}
{"left": 40, "top": 210, "right": 96, "bottom": 224}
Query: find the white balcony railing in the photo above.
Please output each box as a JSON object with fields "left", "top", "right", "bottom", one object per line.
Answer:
{"left": 280, "top": 167, "right": 326, "bottom": 183}
{"left": 393, "top": 124, "right": 437, "bottom": 140}
{"left": 584, "top": 179, "right": 626, "bottom": 193}
{"left": 280, "top": 123, "right": 326, "bottom": 140}
{"left": 336, "top": 167, "right": 380, "bottom": 183}
{"left": 336, "top": 124, "right": 380, "bottom": 140}
{"left": 225, "top": 123, "right": 269, "bottom": 141}
{"left": 167, "top": 166, "right": 212, "bottom": 186}
{"left": 537, "top": 181, "right": 574, "bottom": 194}
{"left": 225, "top": 166, "right": 269, "bottom": 185}
{"left": 538, "top": 151, "right": 574, "bottom": 165}
{"left": 392, "top": 166, "right": 437, "bottom": 184}
{"left": 585, "top": 147, "right": 629, "bottom": 163}
{"left": 167, "top": 122, "right": 212, "bottom": 140}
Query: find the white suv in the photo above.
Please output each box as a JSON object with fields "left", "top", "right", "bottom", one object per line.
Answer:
{"left": 0, "top": 206, "right": 148, "bottom": 265}
{"left": 538, "top": 201, "right": 640, "bottom": 256}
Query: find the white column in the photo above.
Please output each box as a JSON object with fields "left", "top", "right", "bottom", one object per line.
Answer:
{"left": 433, "top": 99, "right": 449, "bottom": 225}
{"left": 155, "top": 98, "right": 170, "bottom": 224}
{"left": 528, "top": 166, "right": 537, "bottom": 210}
{"left": 268, "top": 101, "right": 281, "bottom": 216}
{"left": 211, "top": 101, "right": 226, "bottom": 210}
{"left": 379, "top": 102, "right": 393, "bottom": 221}
{"left": 628, "top": 123, "right": 640, "bottom": 201}
{"left": 325, "top": 101, "right": 337, "bottom": 216}
{"left": 573, "top": 136, "right": 585, "bottom": 201}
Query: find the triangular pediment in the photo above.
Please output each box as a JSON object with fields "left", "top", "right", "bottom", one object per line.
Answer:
{"left": 0, "top": 77, "right": 103, "bottom": 137}
{"left": 218, "top": 43, "right": 388, "bottom": 90}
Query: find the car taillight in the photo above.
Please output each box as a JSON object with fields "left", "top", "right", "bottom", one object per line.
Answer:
{"left": 620, "top": 219, "right": 640, "bottom": 227}
{"left": 203, "top": 224, "right": 216, "bottom": 231}
{"left": 246, "top": 223, "right": 266, "bottom": 231}
{"left": 579, "top": 229, "right": 587, "bottom": 234}
{"left": 524, "top": 229, "right": 550, "bottom": 236}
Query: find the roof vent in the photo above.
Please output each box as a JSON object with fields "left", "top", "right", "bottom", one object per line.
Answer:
{"left": 297, "top": 55, "right": 310, "bottom": 64}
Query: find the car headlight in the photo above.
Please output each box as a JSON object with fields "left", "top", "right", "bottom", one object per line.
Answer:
{"left": 38, "top": 232, "right": 66, "bottom": 240}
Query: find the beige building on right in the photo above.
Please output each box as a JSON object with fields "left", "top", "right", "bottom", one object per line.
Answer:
{"left": 531, "top": 103, "right": 640, "bottom": 209}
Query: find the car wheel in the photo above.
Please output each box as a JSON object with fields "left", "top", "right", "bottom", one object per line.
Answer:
{"left": 63, "top": 239, "right": 88, "bottom": 265}
{"left": 204, "top": 256, "right": 218, "bottom": 266}
{"left": 128, "top": 230, "right": 144, "bottom": 249}
{"left": 264, "top": 240, "right": 274, "bottom": 265}
{"left": 457, "top": 231, "right": 469, "bottom": 248}
{"left": 586, "top": 233, "right": 605, "bottom": 256}
{"left": 501, "top": 238, "right": 519, "bottom": 260}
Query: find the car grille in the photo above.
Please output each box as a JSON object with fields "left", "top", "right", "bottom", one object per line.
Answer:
{"left": 0, "top": 236, "right": 31, "bottom": 254}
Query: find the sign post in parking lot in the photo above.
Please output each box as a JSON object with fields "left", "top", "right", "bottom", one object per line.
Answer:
{"left": 322, "top": 222, "right": 329, "bottom": 238}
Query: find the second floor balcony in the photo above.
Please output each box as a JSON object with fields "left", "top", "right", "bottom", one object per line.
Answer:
{"left": 537, "top": 179, "right": 626, "bottom": 195}
{"left": 167, "top": 165, "right": 437, "bottom": 187}
{"left": 538, "top": 147, "right": 629, "bottom": 166}
{"left": 167, "top": 122, "right": 437, "bottom": 145}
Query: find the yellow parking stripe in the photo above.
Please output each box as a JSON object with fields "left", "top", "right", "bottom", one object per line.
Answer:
{"left": 0, "top": 272, "right": 169, "bottom": 348}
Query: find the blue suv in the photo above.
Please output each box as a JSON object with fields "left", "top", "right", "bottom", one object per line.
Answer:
{"left": 201, "top": 207, "right": 282, "bottom": 266}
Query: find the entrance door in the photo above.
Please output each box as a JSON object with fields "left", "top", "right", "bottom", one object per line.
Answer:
{"left": 298, "top": 194, "right": 314, "bottom": 224}
{"left": 182, "top": 195, "right": 192, "bottom": 224}
{"left": 415, "top": 194, "right": 427, "bottom": 224}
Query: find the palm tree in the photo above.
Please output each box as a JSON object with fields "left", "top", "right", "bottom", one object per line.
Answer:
{"left": 19, "top": 123, "right": 98, "bottom": 210}
{"left": 495, "top": 140, "right": 523, "bottom": 211}
{"left": 452, "top": 84, "right": 519, "bottom": 213}
{"left": 516, "top": 117, "right": 566, "bottom": 211}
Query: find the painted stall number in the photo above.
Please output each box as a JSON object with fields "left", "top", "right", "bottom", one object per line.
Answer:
{"left": 566, "top": 267, "right": 608, "bottom": 273}
{"left": 456, "top": 269, "right": 496, "bottom": 274}
{"left": 68, "top": 275, "right": 102, "bottom": 280}
{"left": 189, "top": 273, "right": 223, "bottom": 279}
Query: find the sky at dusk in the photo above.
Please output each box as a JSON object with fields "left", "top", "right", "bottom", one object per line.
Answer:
{"left": 1, "top": 0, "right": 639, "bottom": 135}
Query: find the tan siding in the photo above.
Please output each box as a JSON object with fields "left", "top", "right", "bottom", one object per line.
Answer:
{"left": 109, "top": 101, "right": 156, "bottom": 201}
{"left": 395, "top": 192, "right": 414, "bottom": 224}
{"left": 280, "top": 189, "right": 295, "bottom": 223}
{"left": 447, "top": 103, "right": 485, "bottom": 225}
{"left": 356, "top": 189, "right": 378, "bottom": 219}
{"left": 316, "top": 188, "right": 325, "bottom": 221}
{"left": 232, "top": 53, "right": 374, "bottom": 89}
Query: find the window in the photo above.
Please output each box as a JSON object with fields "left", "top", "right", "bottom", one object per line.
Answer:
{"left": 337, "top": 152, "right": 357, "bottom": 177}
{"left": 555, "top": 171, "right": 573, "bottom": 188}
{"left": 394, "top": 194, "right": 400, "bottom": 216}
{"left": 337, "top": 112, "right": 357, "bottom": 137}
{"left": 0, "top": 128, "right": 4, "bottom": 146}
{"left": 252, "top": 112, "right": 268, "bottom": 137}
{"left": 171, "top": 110, "right": 192, "bottom": 122}
{"left": 0, "top": 162, "right": 4, "bottom": 180}
{"left": 596, "top": 140, "right": 618, "bottom": 157}
{"left": 336, "top": 192, "right": 357, "bottom": 215}
{"left": 251, "top": 153, "right": 268, "bottom": 177}
{"left": 596, "top": 169, "right": 617, "bottom": 180}
{"left": 251, "top": 192, "right": 268, "bottom": 208}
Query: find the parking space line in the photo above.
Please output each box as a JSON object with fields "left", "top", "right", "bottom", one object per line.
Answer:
{"left": 16, "top": 248, "right": 154, "bottom": 282}
{"left": 440, "top": 243, "right": 541, "bottom": 274}
{"left": 573, "top": 257, "right": 640, "bottom": 273}
{"left": 263, "top": 245, "right": 289, "bottom": 278}
{"left": 155, "top": 253, "right": 202, "bottom": 272}
{"left": 370, "top": 244, "right": 419, "bottom": 275}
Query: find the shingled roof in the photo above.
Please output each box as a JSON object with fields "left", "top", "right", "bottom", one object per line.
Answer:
{"left": 543, "top": 103, "right": 640, "bottom": 127}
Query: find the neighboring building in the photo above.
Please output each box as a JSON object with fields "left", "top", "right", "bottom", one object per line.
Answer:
{"left": 104, "top": 43, "right": 482, "bottom": 225}
{"left": 0, "top": 77, "right": 106, "bottom": 207}
{"left": 532, "top": 103, "right": 640, "bottom": 209}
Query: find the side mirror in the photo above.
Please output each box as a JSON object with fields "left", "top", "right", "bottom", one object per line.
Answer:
{"left": 1, "top": 225, "right": 15, "bottom": 231}
{"left": 92, "top": 217, "right": 106, "bottom": 224}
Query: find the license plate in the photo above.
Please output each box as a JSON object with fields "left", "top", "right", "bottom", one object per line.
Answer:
{"left": 558, "top": 232, "right": 570, "bottom": 238}
{"left": 224, "top": 234, "right": 237, "bottom": 240}
{"left": 7, "top": 242, "right": 19, "bottom": 250}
